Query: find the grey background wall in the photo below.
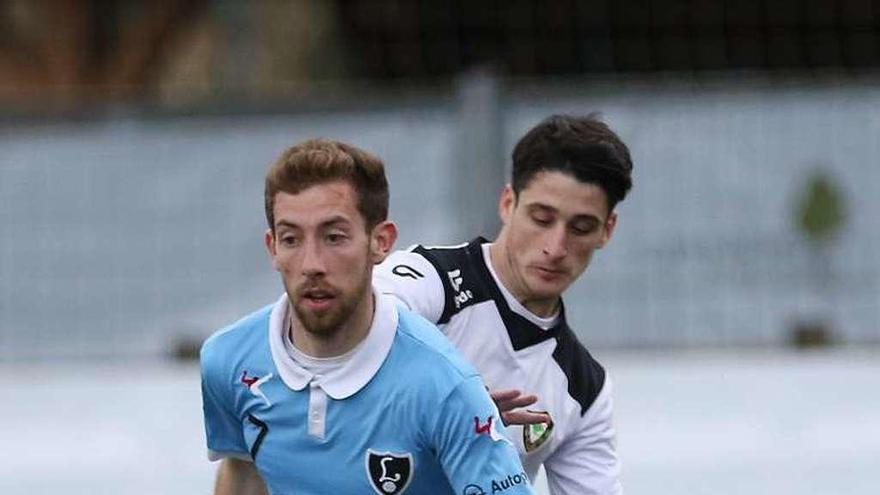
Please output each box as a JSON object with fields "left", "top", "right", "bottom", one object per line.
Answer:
{"left": 2, "top": 79, "right": 878, "bottom": 360}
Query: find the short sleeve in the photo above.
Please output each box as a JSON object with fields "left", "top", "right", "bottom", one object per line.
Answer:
{"left": 429, "top": 375, "right": 535, "bottom": 494}
{"left": 200, "top": 341, "right": 250, "bottom": 461}
{"left": 374, "top": 248, "right": 446, "bottom": 324}
{"left": 544, "top": 377, "right": 621, "bottom": 495}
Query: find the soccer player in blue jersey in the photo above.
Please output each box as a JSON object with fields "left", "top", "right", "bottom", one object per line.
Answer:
{"left": 200, "top": 139, "right": 534, "bottom": 495}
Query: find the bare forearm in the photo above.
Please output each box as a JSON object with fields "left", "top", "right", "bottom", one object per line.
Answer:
{"left": 214, "top": 458, "right": 268, "bottom": 495}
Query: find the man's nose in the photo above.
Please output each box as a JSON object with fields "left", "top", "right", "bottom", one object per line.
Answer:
{"left": 300, "top": 237, "right": 326, "bottom": 276}
{"left": 542, "top": 226, "right": 568, "bottom": 259}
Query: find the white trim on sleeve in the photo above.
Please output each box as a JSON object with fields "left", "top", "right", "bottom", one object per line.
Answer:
{"left": 207, "top": 449, "right": 253, "bottom": 462}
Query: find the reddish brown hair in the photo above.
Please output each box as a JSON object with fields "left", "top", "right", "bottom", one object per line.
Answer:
{"left": 264, "top": 138, "right": 389, "bottom": 232}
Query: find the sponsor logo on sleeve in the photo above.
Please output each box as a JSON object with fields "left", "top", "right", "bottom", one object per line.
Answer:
{"left": 463, "top": 472, "right": 529, "bottom": 494}
{"left": 462, "top": 484, "right": 486, "bottom": 495}
{"left": 474, "top": 415, "right": 511, "bottom": 445}
{"left": 490, "top": 472, "right": 529, "bottom": 493}
{"left": 447, "top": 269, "right": 473, "bottom": 308}
{"left": 392, "top": 264, "right": 424, "bottom": 280}
{"left": 365, "top": 450, "right": 413, "bottom": 494}
{"left": 240, "top": 370, "right": 273, "bottom": 406}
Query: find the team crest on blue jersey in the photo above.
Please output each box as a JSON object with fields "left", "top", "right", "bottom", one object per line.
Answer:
{"left": 366, "top": 449, "right": 413, "bottom": 494}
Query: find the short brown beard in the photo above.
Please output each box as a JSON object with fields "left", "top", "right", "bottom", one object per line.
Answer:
{"left": 292, "top": 264, "right": 372, "bottom": 338}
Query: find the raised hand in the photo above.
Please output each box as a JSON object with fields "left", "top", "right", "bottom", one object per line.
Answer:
{"left": 490, "top": 389, "right": 550, "bottom": 426}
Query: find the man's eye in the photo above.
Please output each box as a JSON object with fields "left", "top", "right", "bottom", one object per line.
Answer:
{"left": 280, "top": 236, "right": 298, "bottom": 246}
{"left": 326, "top": 233, "right": 347, "bottom": 244}
{"left": 531, "top": 216, "right": 552, "bottom": 226}
{"left": 571, "top": 223, "right": 598, "bottom": 235}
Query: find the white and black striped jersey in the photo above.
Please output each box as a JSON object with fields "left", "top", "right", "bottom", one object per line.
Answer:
{"left": 374, "top": 238, "right": 621, "bottom": 495}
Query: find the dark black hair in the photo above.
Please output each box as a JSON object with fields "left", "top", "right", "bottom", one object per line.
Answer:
{"left": 511, "top": 114, "right": 633, "bottom": 211}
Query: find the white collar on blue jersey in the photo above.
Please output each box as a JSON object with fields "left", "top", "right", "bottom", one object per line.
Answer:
{"left": 268, "top": 287, "right": 399, "bottom": 400}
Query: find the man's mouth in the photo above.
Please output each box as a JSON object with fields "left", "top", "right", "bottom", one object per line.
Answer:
{"left": 532, "top": 266, "right": 566, "bottom": 279}
{"left": 299, "top": 288, "right": 337, "bottom": 309}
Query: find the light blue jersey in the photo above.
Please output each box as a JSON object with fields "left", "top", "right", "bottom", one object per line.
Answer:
{"left": 201, "top": 291, "right": 534, "bottom": 495}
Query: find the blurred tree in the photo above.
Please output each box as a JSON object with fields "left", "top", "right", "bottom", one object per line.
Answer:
{"left": 790, "top": 169, "right": 848, "bottom": 347}
{"left": 0, "top": 0, "right": 348, "bottom": 109}
{"left": 4, "top": 0, "right": 880, "bottom": 110}
{"left": 796, "top": 172, "right": 847, "bottom": 247}
{"left": 0, "top": 0, "right": 208, "bottom": 107}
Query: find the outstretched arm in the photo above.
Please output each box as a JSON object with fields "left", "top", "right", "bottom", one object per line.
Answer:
{"left": 214, "top": 458, "right": 268, "bottom": 495}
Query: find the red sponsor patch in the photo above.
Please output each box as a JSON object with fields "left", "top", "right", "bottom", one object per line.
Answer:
{"left": 240, "top": 370, "right": 259, "bottom": 387}
{"left": 474, "top": 415, "right": 494, "bottom": 435}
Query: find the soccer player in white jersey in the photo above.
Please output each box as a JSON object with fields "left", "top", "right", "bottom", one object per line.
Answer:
{"left": 374, "top": 114, "right": 633, "bottom": 495}
{"left": 200, "top": 139, "right": 534, "bottom": 495}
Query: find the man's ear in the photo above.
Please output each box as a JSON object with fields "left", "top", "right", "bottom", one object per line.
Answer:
{"left": 264, "top": 228, "right": 280, "bottom": 269}
{"left": 498, "top": 184, "right": 516, "bottom": 224}
{"left": 370, "top": 220, "right": 398, "bottom": 264}
{"left": 598, "top": 211, "right": 617, "bottom": 248}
